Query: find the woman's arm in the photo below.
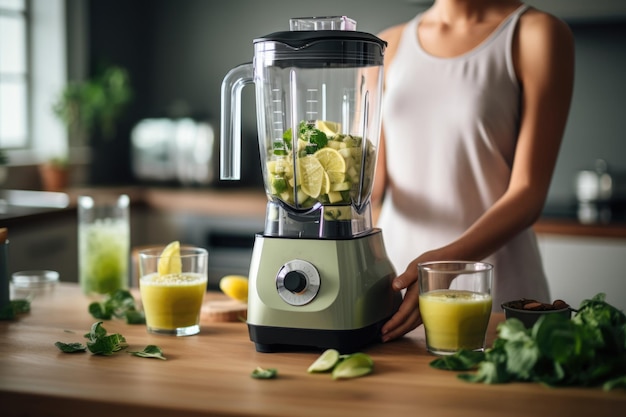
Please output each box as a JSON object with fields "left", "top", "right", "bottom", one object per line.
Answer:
{"left": 381, "top": 10, "right": 575, "bottom": 342}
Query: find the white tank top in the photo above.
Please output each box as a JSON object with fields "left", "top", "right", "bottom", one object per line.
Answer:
{"left": 378, "top": 5, "right": 550, "bottom": 308}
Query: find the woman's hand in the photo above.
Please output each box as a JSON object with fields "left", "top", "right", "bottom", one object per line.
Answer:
{"left": 381, "top": 257, "right": 423, "bottom": 342}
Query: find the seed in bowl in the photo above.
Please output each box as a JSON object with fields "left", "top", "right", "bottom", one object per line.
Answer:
{"left": 504, "top": 298, "right": 569, "bottom": 311}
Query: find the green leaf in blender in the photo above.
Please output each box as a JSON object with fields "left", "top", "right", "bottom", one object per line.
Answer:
{"left": 271, "top": 176, "right": 288, "bottom": 194}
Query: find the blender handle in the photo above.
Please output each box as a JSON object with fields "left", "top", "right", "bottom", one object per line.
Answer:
{"left": 220, "top": 63, "right": 254, "bottom": 180}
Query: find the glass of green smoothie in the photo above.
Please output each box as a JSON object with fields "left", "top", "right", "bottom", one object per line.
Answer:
{"left": 78, "top": 194, "right": 130, "bottom": 296}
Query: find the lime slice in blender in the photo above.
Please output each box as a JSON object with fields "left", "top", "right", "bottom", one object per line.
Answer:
{"left": 315, "top": 120, "right": 342, "bottom": 137}
{"left": 314, "top": 148, "right": 346, "bottom": 184}
{"left": 321, "top": 171, "right": 331, "bottom": 195}
{"left": 307, "top": 349, "right": 340, "bottom": 373}
{"left": 331, "top": 353, "right": 374, "bottom": 380}
{"left": 157, "top": 240, "right": 182, "bottom": 276}
{"left": 298, "top": 155, "right": 324, "bottom": 198}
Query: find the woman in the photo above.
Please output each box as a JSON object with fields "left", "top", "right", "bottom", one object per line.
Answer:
{"left": 373, "top": 0, "right": 575, "bottom": 342}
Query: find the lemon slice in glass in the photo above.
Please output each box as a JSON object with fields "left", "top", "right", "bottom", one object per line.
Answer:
{"left": 314, "top": 148, "right": 346, "bottom": 184}
{"left": 307, "top": 349, "right": 341, "bottom": 373}
{"left": 157, "top": 240, "right": 182, "bottom": 276}
{"left": 331, "top": 353, "right": 374, "bottom": 380}
{"left": 315, "top": 120, "right": 342, "bottom": 137}
{"left": 297, "top": 155, "right": 324, "bottom": 198}
{"left": 219, "top": 275, "right": 249, "bottom": 302}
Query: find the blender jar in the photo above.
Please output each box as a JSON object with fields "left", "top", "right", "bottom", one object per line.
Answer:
{"left": 221, "top": 17, "right": 386, "bottom": 239}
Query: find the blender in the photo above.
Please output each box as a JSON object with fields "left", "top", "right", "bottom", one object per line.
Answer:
{"left": 220, "top": 16, "right": 401, "bottom": 352}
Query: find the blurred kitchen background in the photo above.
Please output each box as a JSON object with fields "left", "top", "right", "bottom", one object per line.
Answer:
{"left": 1, "top": 0, "right": 626, "bottom": 309}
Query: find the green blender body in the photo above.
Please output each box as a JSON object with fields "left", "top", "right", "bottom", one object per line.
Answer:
{"left": 220, "top": 16, "right": 401, "bottom": 352}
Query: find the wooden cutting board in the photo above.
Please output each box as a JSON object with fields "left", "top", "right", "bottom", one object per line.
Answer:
{"left": 201, "top": 298, "right": 247, "bottom": 322}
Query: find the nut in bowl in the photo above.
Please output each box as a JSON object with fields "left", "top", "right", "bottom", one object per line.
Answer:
{"left": 501, "top": 298, "right": 572, "bottom": 328}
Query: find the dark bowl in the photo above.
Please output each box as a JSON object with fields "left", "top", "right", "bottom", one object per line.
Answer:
{"left": 501, "top": 301, "right": 572, "bottom": 328}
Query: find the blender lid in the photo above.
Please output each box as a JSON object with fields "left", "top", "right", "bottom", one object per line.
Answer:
{"left": 253, "top": 17, "right": 386, "bottom": 67}
{"left": 253, "top": 30, "right": 386, "bottom": 67}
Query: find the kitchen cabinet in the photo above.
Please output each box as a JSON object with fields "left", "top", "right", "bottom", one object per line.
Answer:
{"left": 537, "top": 234, "right": 626, "bottom": 312}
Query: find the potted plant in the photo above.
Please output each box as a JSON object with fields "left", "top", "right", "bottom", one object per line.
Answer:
{"left": 50, "top": 65, "right": 133, "bottom": 187}
{"left": 38, "top": 156, "right": 69, "bottom": 192}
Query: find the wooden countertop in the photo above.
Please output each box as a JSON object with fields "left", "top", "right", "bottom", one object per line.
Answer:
{"left": 1, "top": 283, "right": 624, "bottom": 417}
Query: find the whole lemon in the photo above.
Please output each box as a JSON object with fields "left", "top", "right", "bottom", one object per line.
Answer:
{"left": 219, "top": 275, "right": 249, "bottom": 302}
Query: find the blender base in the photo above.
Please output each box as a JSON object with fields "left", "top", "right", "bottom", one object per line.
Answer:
{"left": 248, "top": 315, "right": 392, "bottom": 353}
{"left": 246, "top": 230, "right": 401, "bottom": 353}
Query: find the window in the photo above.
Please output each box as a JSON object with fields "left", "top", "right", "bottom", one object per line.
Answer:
{"left": 0, "top": 0, "right": 67, "bottom": 165}
{"left": 0, "top": 0, "right": 28, "bottom": 150}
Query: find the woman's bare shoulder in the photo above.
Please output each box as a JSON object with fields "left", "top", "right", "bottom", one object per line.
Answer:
{"left": 518, "top": 7, "right": 573, "bottom": 44}
{"left": 378, "top": 22, "right": 409, "bottom": 67}
{"left": 378, "top": 22, "right": 407, "bottom": 43}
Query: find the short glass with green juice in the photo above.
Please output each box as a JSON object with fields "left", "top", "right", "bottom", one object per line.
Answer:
{"left": 138, "top": 243, "right": 208, "bottom": 336}
{"left": 418, "top": 261, "right": 493, "bottom": 355}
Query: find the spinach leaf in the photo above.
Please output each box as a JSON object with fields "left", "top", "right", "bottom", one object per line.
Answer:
{"left": 55, "top": 341, "right": 87, "bottom": 353}
{"left": 0, "top": 299, "right": 31, "bottom": 320}
{"left": 128, "top": 345, "right": 166, "bottom": 360}
{"left": 88, "top": 289, "right": 144, "bottom": 324}
{"left": 84, "top": 321, "right": 128, "bottom": 355}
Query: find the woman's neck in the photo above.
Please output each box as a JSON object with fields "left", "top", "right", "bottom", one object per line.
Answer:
{"left": 428, "top": 0, "right": 521, "bottom": 25}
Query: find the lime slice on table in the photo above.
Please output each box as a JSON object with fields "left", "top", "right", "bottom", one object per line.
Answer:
{"left": 314, "top": 147, "right": 346, "bottom": 185}
{"left": 297, "top": 155, "right": 325, "bottom": 198}
{"left": 307, "top": 349, "right": 341, "bottom": 373}
{"left": 315, "top": 120, "right": 342, "bottom": 137}
{"left": 157, "top": 240, "right": 182, "bottom": 276}
{"left": 331, "top": 353, "right": 374, "bottom": 380}
{"left": 219, "top": 275, "right": 249, "bottom": 302}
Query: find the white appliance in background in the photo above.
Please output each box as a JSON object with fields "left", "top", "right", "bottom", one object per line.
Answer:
{"left": 131, "top": 118, "right": 215, "bottom": 185}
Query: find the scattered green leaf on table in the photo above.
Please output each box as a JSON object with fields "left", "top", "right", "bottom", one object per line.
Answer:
{"left": 128, "top": 345, "right": 166, "bottom": 360}
{"left": 84, "top": 321, "right": 128, "bottom": 355}
{"left": 55, "top": 341, "right": 87, "bottom": 353}
{"left": 88, "top": 289, "right": 143, "bottom": 323}
{"left": 251, "top": 367, "right": 278, "bottom": 379}
{"left": 124, "top": 309, "right": 146, "bottom": 325}
{"left": 0, "top": 299, "right": 31, "bottom": 320}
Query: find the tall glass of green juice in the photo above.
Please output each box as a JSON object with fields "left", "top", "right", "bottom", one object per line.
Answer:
{"left": 78, "top": 195, "right": 130, "bottom": 296}
{"left": 418, "top": 261, "right": 493, "bottom": 356}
